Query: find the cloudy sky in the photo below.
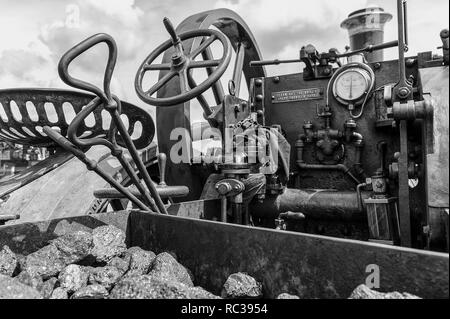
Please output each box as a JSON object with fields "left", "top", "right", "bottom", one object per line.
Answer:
{"left": 0, "top": 0, "right": 448, "bottom": 123}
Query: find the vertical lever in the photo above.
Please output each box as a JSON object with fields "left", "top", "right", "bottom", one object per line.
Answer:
{"left": 393, "top": 0, "right": 413, "bottom": 101}
{"left": 157, "top": 153, "right": 167, "bottom": 187}
{"left": 163, "top": 17, "right": 180, "bottom": 45}
{"left": 403, "top": 0, "right": 408, "bottom": 49}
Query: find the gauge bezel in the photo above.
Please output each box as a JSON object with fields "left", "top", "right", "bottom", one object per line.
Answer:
{"left": 332, "top": 67, "right": 372, "bottom": 105}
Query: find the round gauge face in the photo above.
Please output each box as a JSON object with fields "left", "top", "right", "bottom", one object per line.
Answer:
{"left": 334, "top": 69, "right": 369, "bottom": 102}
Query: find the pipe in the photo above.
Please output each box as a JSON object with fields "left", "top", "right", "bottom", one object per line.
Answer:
{"left": 296, "top": 127, "right": 365, "bottom": 184}
{"left": 297, "top": 163, "right": 361, "bottom": 185}
{"left": 356, "top": 182, "right": 370, "bottom": 212}
{"left": 250, "top": 188, "right": 371, "bottom": 221}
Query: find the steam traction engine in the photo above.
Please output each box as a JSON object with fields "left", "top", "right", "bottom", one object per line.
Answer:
{"left": 0, "top": 1, "right": 448, "bottom": 298}
{"left": 137, "top": 4, "right": 448, "bottom": 252}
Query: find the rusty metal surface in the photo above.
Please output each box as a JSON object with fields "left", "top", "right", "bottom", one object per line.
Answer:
{"left": 155, "top": 9, "right": 266, "bottom": 201}
{"left": 0, "top": 88, "right": 154, "bottom": 149}
{"left": 128, "top": 211, "right": 449, "bottom": 298}
{"left": 0, "top": 210, "right": 447, "bottom": 298}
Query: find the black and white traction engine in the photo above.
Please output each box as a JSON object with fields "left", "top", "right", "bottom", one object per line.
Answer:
{"left": 132, "top": 1, "right": 448, "bottom": 253}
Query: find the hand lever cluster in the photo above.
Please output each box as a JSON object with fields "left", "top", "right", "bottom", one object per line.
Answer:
{"left": 44, "top": 33, "right": 167, "bottom": 214}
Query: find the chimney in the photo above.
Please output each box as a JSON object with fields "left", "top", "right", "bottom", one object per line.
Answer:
{"left": 341, "top": 6, "right": 392, "bottom": 62}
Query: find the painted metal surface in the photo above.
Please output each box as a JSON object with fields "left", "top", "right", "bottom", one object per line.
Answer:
{"left": 1, "top": 211, "right": 447, "bottom": 298}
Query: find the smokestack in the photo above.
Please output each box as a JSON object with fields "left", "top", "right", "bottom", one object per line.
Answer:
{"left": 341, "top": 6, "right": 392, "bottom": 62}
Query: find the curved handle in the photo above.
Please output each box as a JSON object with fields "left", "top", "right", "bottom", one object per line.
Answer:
{"left": 58, "top": 33, "right": 117, "bottom": 104}
{"left": 66, "top": 96, "right": 116, "bottom": 150}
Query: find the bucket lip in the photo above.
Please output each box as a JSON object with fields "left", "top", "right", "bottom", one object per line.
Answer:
{"left": 341, "top": 6, "right": 393, "bottom": 30}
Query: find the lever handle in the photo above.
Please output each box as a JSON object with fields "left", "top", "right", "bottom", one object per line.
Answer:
{"left": 163, "top": 17, "right": 180, "bottom": 45}
{"left": 58, "top": 33, "right": 117, "bottom": 104}
{"left": 157, "top": 153, "right": 167, "bottom": 186}
{"left": 250, "top": 58, "right": 300, "bottom": 67}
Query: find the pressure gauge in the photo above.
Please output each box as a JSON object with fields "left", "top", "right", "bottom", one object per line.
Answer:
{"left": 332, "top": 67, "right": 372, "bottom": 104}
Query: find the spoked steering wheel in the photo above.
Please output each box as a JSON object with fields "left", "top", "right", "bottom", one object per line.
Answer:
{"left": 135, "top": 18, "right": 232, "bottom": 114}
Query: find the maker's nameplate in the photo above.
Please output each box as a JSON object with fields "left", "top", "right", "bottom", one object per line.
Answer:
{"left": 272, "top": 88, "right": 322, "bottom": 103}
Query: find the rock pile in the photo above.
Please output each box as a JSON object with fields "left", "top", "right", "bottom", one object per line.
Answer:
{"left": 0, "top": 225, "right": 251, "bottom": 299}
{"left": 0, "top": 224, "right": 422, "bottom": 299}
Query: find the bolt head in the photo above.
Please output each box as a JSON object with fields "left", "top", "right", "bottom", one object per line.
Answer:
{"left": 398, "top": 87, "right": 410, "bottom": 98}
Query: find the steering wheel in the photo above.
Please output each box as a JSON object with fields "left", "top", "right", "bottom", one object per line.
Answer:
{"left": 135, "top": 18, "right": 232, "bottom": 112}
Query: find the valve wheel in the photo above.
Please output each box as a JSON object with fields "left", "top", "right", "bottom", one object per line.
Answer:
{"left": 135, "top": 18, "right": 232, "bottom": 110}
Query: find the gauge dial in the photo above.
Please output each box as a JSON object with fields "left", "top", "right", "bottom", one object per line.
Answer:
{"left": 333, "top": 68, "right": 371, "bottom": 102}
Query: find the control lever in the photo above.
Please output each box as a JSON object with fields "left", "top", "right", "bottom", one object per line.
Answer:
{"left": 249, "top": 40, "right": 399, "bottom": 67}
{"left": 157, "top": 153, "right": 167, "bottom": 187}
{"left": 336, "top": 40, "right": 399, "bottom": 58}
{"left": 163, "top": 17, "right": 181, "bottom": 45}
{"left": 48, "top": 33, "right": 168, "bottom": 214}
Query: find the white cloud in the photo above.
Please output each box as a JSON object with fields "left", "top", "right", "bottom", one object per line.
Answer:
{"left": 0, "top": 0, "right": 448, "bottom": 123}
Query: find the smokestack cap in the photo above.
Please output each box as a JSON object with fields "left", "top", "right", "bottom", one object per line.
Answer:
{"left": 341, "top": 6, "right": 392, "bottom": 36}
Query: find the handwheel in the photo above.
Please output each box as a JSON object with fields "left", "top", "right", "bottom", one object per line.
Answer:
{"left": 135, "top": 18, "right": 232, "bottom": 111}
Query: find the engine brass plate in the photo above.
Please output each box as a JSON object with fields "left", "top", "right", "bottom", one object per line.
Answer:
{"left": 272, "top": 88, "right": 323, "bottom": 104}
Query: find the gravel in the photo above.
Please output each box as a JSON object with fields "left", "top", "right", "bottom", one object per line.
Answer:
{"left": 22, "top": 244, "right": 66, "bottom": 279}
{"left": 124, "top": 246, "right": 156, "bottom": 275}
{"left": 88, "top": 266, "right": 123, "bottom": 290}
{"left": 91, "top": 225, "right": 127, "bottom": 263}
{"left": 106, "top": 256, "right": 130, "bottom": 276}
{"left": 15, "top": 270, "right": 44, "bottom": 291}
{"left": 276, "top": 293, "right": 300, "bottom": 299}
{"left": 0, "top": 245, "right": 18, "bottom": 276}
{"left": 51, "top": 231, "right": 93, "bottom": 265}
{"left": 0, "top": 274, "right": 42, "bottom": 299}
{"left": 58, "top": 264, "right": 89, "bottom": 293}
{"left": 109, "top": 274, "right": 219, "bottom": 299}
{"left": 72, "top": 284, "right": 109, "bottom": 299}
{"left": 41, "top": 277, "right": 58, "bottom": 299}
{"left": 50, "top": 287, "right": 69, "bottom": 299}
{"left": 221, "top": 272, "right": 263, "bottom": 298}
{"left": 348, "top": 284, "right": 421, "bottom": 299}
{"left": 148, "top": 252, "right": 194, "bottom": 287}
